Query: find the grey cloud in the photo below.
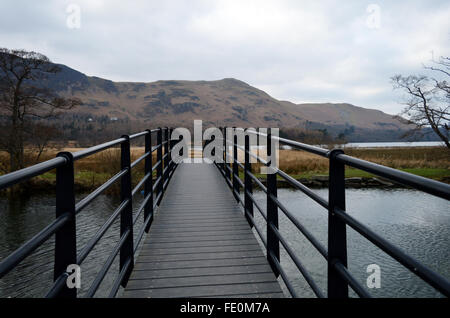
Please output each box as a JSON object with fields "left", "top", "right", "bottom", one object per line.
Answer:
{"left": 0, "top": 0, "right": 448, "bottom": 115}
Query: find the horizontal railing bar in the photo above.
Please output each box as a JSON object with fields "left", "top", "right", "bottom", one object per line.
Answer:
{"left": 45, "top": 272, "right": 69, "bottom": 298}
{"left": 85, "top": 229, "right": 131, "bottom": 298}
{"left": 336, "top": 154, "right": 450, "bottom": 200}
{"left": 108, "top": 257, "right": 132, "bottom": 298}
{"left": 72, "top": 137, "right": 126, "bottom": 161}
{"left": 134, "top": 213, "right": 154, "bottom": 254}
{"left": 152, "top": 176, "right": 162, "bottom": 193}
{"left": 131, "top": 172, "right": 151, "bottom": 197}
{"left": 75, "top": 169, "right": 128, "bottom": 215}
{"left": 233, "top": 172, "right": 245, "bottom": 189}
{"left": 223, "top": 172, "right": 233, "bottom": 188}
{"left": 246, "top": 170, "right": 267, "bottom": 193}
{"left": 77, "top": 199, "right": 130, "bottom": 265}
{"left": 233, "top": 189, "right": 245, "bottom": 207}
{"left": 333, "top": 261, "right": 371, "bottom": 298}
{"left": 0, "top": 212, "right": 71, "bottom": 279}
{"left": 225, "top": 163, "right": 233, "bottom": 173}
{"left": 333, "top": 207, "right": 450, "bottom": 297}
{"left": 130, "top": 151, "right": 150, "bottom": 169}
{"left": 152, "top": 160, "right": 161, "bottom": 172}
{"left": 239, "top": 128, "right": 329, "bottom": 158}
{"left": 133, "top": 193, "right": 152, "bottom": 226}
{"left": 153, "top": 144, "right": 162, "bottom": 151}
{"left": 245, "top": 189, "right": 267, "bottom": 220}
{"left": 268, "top": 222, "right": 324, "bottom": 298}
{"left": 276, "top": 137, "right": 329, "bottom": 157}
{"left": 268, "top": 193, "right": 328, "bottom": 260}
{"left": 218, "top": 127, "right": 450, "bottom": 299}
{"left": 268, "top": 251, "right": 298, "bottom": 298}
{"left": 0, "top": 157, "right": 67, "bottom": 190}
{"left": 129, "top": 131, "right": 149, "bottom": 140}
{"left": 235, "top": 160, "right": 245, "bottom": 170}
{"left": 276, "top": 169, "right": 329, "bottom": 209}
{"left": 243, "top": 207, "right": 267, "bottom": 248}
{"left": 153, "top": 192, "right": 163, "bottom": 209}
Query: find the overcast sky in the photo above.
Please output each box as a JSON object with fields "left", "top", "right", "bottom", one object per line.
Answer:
{"left": 1, "top": 0, "right": 449, "bottom": 114}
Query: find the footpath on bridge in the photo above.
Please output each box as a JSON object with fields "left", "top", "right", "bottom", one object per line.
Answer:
{"left": 122, "top": 163, "right": 284, "bottom": 298}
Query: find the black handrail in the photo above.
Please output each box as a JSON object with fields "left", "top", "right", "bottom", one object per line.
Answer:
{"left": 215, "top": 127, "right": 450, "bottom": 298}
{"left": 0, "top": 127, "right": 179, "bottom": 298}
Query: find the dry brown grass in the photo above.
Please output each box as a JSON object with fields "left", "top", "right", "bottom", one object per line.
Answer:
{"left": 231, "top": 147, "right": 450, "bottom": 176}
{"left": 1, "top": 146, "right": 448, "bottom": 187}
{"left": 344, "top": 147, "right": 450, "bottom": 169}
{"left": 276, "top": 147, "right": 449, "bottom": 175}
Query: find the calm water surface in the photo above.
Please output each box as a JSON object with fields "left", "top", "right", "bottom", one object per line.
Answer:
{"left": 0, "top": 188, "right": 449, "bottom": 298}
{"left": 247, "top": 188, "right": 450, "bottom": 298}
{"left": 0, "top": 193, "right": 145, "bottom": 298}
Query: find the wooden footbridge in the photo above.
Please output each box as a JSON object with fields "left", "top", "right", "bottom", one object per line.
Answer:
{"left": 123, "top": 163, "right": 283, "bottom": 298}
{"left": 0, "top": 127, "right": 449, "bottom": 298}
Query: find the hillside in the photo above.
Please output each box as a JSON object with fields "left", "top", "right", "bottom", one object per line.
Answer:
{"left": 39, "top": 63, "right": 415, "bottom": 141}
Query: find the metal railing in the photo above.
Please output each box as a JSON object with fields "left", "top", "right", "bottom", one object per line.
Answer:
{"left": 0, "top": 127, "right": 179, "bottom": 298}
{"left": 214, "top": 127, "right": 450, "bottom": 298}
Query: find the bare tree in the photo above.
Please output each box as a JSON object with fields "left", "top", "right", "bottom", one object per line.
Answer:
{"left": 0, "top": 48, "right": 81, "bottom": 172}
{"left": 391, "top": 56, "right": 450, "bottom": 149}
{"left": 27, "top": 123, "right": 60, "bottom": 163}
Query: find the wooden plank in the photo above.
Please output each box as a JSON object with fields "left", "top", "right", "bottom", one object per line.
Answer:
{"left": 126, "top": 272, "right": 278, "bottom": 290}
{"left": 123, "top": 282, "right": 283, "bottom": 298}
{"left": 131, "top": 264, "right": 273, "bottom": 278}
{"left": 138, "top": 244, "right": 261, "bottom": 256}
{"left": 133, "top": 256, "right": 269, "bottom": 270}
{"left": 142, "top": 240, "right": 259, "bottom": 249}
{"left": 123, "top": 163, "right": 283, "bottom": 298}
{"left": 143, "top": 234, "right": 256, "bottom": 244}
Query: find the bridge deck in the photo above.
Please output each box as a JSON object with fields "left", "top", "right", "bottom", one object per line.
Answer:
{"left": 123, "top": 163, "right": 284, "bottom": 298}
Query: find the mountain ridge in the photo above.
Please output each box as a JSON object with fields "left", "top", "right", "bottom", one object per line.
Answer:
{"left": 36, "top": 62, "right": 419, "bottom": 141}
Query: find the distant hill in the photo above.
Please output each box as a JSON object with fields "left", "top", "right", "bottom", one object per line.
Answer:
{"left": 37, "top": 63, "right": 421, "bottom": 142}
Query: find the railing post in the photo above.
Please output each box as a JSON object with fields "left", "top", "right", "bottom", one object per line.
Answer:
{"left": 266, "top": 128, "right": 280, "bottom": 277}
{"left": 328, "top": 149, "right": 348, "bottom": 298}
{"left": 156, "top": 127, "right": 163, "bottom": 204}
{"left": 218, "top": 127, "right": 223, "bottom": 172}
{"left": 120, "top": 135, "right": 134, "bottom": 286}
{"left": 244, "top": 133, "right": 253, "bottom": 228}
{"left": 232, "top": 131, "right": 239, "bottom": 201}
{"left": 164, "top": 127, "right": 169, "bottom": 188}
{"left": 144, "top": 130, "right": 154, "bottom": 232}
{"left": 54, "top": 152, "right": 77, "bottom": 298}
{"left": 168, "top": 128, "right": 174, "bottom": 172}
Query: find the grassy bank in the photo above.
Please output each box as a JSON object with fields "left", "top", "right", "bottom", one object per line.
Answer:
{"left": 0, "top": 146, "right": 449, "bottom": 194}
{"left": 244, "top": 147, "right": 449, "bottom": 182}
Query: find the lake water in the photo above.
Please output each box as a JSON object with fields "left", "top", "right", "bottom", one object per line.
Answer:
{"left": 342, "top": 141, "right": 445, "bottom": 148}
{"left": 0, "top": 188, "right": 449, "bottom": 298}
{"left": 0, "top": 193, "right": 145, "bottom": 298}
{"left": 247, "top": 188, "right": 450, "bottom": 298}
